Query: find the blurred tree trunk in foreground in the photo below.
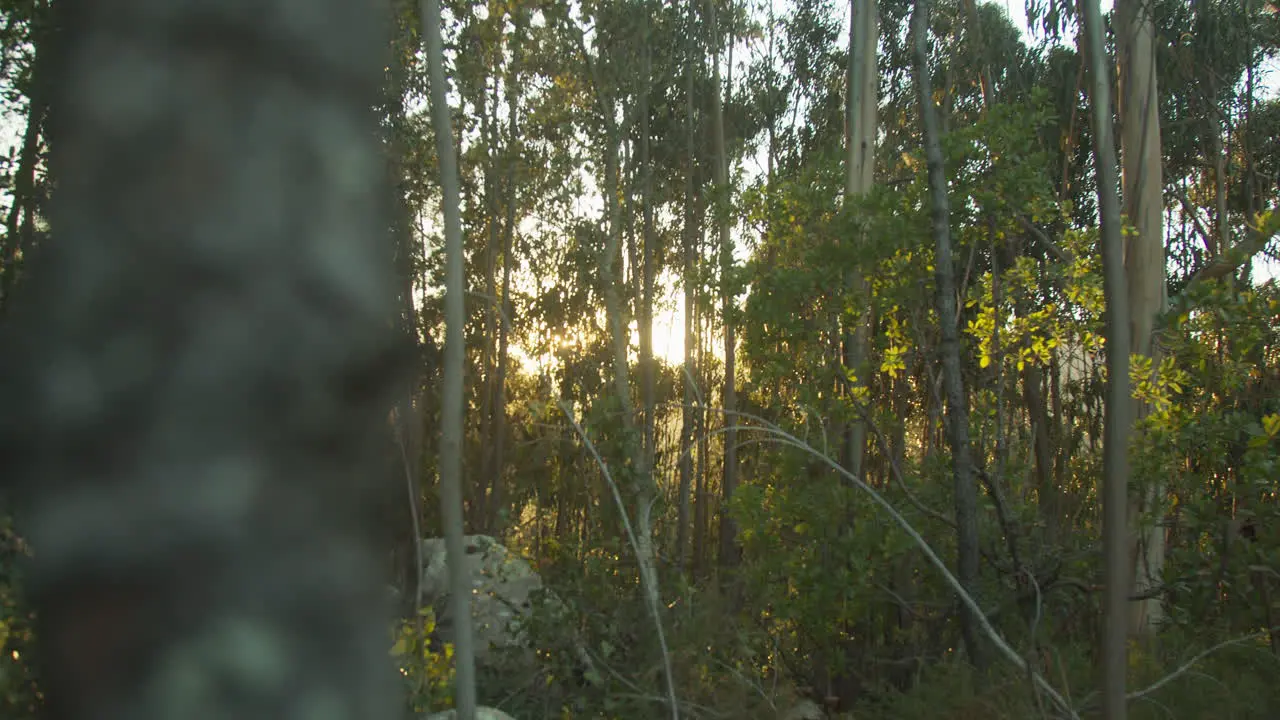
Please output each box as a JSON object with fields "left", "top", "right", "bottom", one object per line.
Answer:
{"left": 0, "top": 2, "right": 406, "bottom": 719}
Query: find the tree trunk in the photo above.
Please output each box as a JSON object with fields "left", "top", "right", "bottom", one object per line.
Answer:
{"left": 1208, "top": 115, "right": 1227, "bottom": 259}
{"left": 842, "top": 0, "right": 878, "bottom": 480}
{"left": 677, "top": 0, "right": 699, "bottom": 571}
{"left": 1117, "top": 0, "right": 1167, "bottom": 637}
{"left": 1083, "top": 0, "right": 1134, "bottom": 714}
{"left": 2, "top": 1, "right": 406, "bottom": 718}
{"left": 639, "top": 6, "right": 657, "bottom": 489}
{"left": 422, "top": 0, "right": 480, "bottom": 712}
{"left": 911, "top": 0, "right": 983, "bottom": 669}
{"left": 694, "top": 209, "right": 710, "bottom": 577}
{"left": 706, "top": 0, "right": 738, "bottom": 569}
{"left": 386, "top": 22, "right": 426, "bottom": 614}
{"left": 488, "top": 16, "right": 522, "bottom": 536}
{"left": 477, "top": 80, "right": 499, "bottom": 530}
{"left": 1023, "top": 365, "right": 1058, "bottom": 543}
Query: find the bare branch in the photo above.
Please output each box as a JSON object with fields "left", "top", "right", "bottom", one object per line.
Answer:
{"left": 1126, "top": 628, "right": 1279, "bottom": 702}
{"left": 659, "top": 403, "right": 1080, "bottom": 719}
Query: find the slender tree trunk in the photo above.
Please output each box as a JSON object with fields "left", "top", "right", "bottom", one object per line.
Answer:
{"left": 706, "top": 0, "right": 738, "bottom": 569}
{"left": 475, "top": 81, "right": 499, "bottom": 530}
{"left": 422, "top": 0, "right": 478, "bottom": 713}
{"left": 1199, "top": 2, "right": 1227, "bottom": 259}
{"left": 599, "top": 112, "right": 669, "bottom": 708}
{"left": 1050, "top": 350, "right": 1071, "bottom": 521}
{"left": 488, "top": 17, "right": 522, "bottom": 535}
{"left": 639, "top": 6, "right": 656, "bottom": 485}
{"left": 842, "top": 0, "right": 878, "bottom": 479}
{"left": 1209, "top": 117, "right": 1227, "bottom": 259}
{"left": 677, "top": 0, "right": 699, "bottom": 571}
{"left": 766, "top": 0, "right": 777, "bottom": 250}
{"left": 1117, "top": 0, "right": 1167, "bottom": 637}
{"left": 599, "top": 116, "right": 659, "bottom": 545}
{"left": 911, "top": 0, "right": 982, "bottom": 669}
{"left": 1024, "top": 365, "right": 1057, "bottom": 543}
{"left": 386, "top": 24, "right": 426, "bottom": 614}
{"left": 1083, "top": 0, "right": 1133, "bottom": 715}
{"left": 694, "top": 202, "right": 710, "bottom": 576}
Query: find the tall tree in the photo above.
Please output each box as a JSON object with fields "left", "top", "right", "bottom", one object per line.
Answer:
{"left": 842, "top": 0, "right": 878, "bottom": 479}
{"left": 639, "top": 0, "right": 657, "bottom": 488}
{"left": 422, "top": 0, "right": 478, "bottom": 714}
{"left": 911, "top": 0, "right": 982, "bottom": 669}
{"left": 1117, "top": 0, "right": 1168, "bottom": 636}
{"left": 483, "top": 7, "right": 524, "bottom": 535}
{"left": 1083, "top": 0, "right": 1133, "bottom": 714}
{"left": 707, "top": 0, "right": 739, "bottom": 570}
{"left": 677, "top": 0, "right": 700, "bottom": 571}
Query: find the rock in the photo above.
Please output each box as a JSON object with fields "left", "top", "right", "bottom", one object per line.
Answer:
{"left": 419, "top": 535, "right": 567, "bottom": 664}
{"left": 782, "top": 699, "right": 825, "bottom": 720}
{"left": 424, "top": 707, "right": 517, "bottom": 720}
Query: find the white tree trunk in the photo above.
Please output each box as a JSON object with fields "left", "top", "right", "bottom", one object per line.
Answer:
{"left": 842, "top": 0, "right": 878, "bottom": 478}
{"left": 1117, "top": 0, "right": 1167, "bottom": 637}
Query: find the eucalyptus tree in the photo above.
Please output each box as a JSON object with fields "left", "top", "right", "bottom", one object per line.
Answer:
{"left": 910, "top": 0, "right": 982, "bottom": 668}
{"left": 677, "top": 0, "right": 701, "bottom": 571}
{"left": 422, "top": 0, "right": 479, "bottom": 713}
{"left": 1116, "top": 0, "right": 1168, "bottom": 637}
{"left": 637, "top": 0, "right": 657, "bottom": 504}
{"left": 842, "top": 0, "right": 878, "bottom": 480}
{"left": 1, "top": 2, "right": 407, "bottom": 720}
{"left": 485, "top": 8, "right": 525, "bottom": 535}
{"left": 706, "top": 0, "right": 740, "bottom": 568}
{"left": 1082, "top": 0, "right": 1132, "bottom": 713}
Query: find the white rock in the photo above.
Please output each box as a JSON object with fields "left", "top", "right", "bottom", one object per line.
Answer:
{"left": 419, "top": 535, "right": 569, "bottom": 664}
{"left": 424, "top": 707, "right": 518, "bottom": 720}
{"left": 782, "top": 699, "right": 825, "bottom": 720}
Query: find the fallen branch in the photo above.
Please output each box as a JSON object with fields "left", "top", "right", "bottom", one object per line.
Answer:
{"left": 1126, "top": 627, "right": 1279, "bottom": 702}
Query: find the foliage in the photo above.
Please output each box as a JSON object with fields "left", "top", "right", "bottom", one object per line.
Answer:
{"left": 1140, "top": 278, "right": 1280, "bottom": 637}
{"left": 390, "top": 606, "right": 457, "bottom": 713}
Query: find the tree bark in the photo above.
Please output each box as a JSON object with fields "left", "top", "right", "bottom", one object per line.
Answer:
{"left": 842, "top": 0, "right": 878, "bottom": 480}
{"left": 706, "top": 0, "right": 739, "bottom": 569}
{"left": 422, "top": 0, "right": 479, "bottom": 713}
{"left": 677, "top": 0, "right": 699, "bottom": 571}
{"left": 476, "top": 79, "right": 499, "bottom": 530}
{"left": 912, "top": 0, "right": 983, "bottom": 669}
{"left": 639, "top": 4, "right": 657, "bottom": 492}
{"left": 1, "top": 2, "right": 406, "bottom": 718}
{"left": 1083, "top": 0, "right": 1134, "bottom": 714}
{"left": 1023, "top": 365, "right": 1058, "bottom": 543}
{"left": 485, "top": 12, "right": 522, "bottom": 536}
{"left": 693, "top": 198, "right": 710, "bottom": 578}
{"left": 1117, "top": 0, "right": 1167, "bottom": 637}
